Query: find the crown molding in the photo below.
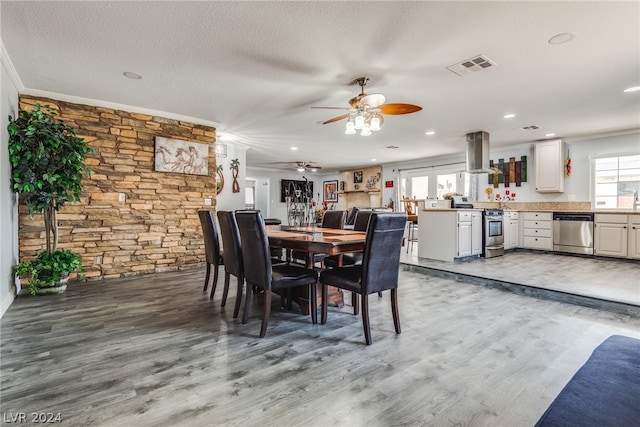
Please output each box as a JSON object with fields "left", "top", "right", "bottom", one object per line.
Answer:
{"left": 20, "top": 87, "right": 221, "bottom": 130}
{"left": 0, "top": 40, "right": 25, "bottom": 92}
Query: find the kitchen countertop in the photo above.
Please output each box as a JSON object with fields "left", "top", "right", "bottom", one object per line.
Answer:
{"left": 420, "top": 200, "right": 639, "bottom": 214}
{"left": 421, "top": 208, "right": 640, "bottom": 214}
{"left": 420, "top": 208, "right": 484, "bottom": 212}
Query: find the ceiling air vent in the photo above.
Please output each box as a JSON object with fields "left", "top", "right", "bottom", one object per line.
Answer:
{"left": 447, "top": 55, "right": 496, "bottom": 76}
{"left": 385, "top": 145, "right": 400, "bottom": 149}
{"left": 520, "top": 125, "right": 540, "bottom": 131}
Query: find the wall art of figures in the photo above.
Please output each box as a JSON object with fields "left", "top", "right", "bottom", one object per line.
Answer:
{"left": 154, "top": 137, "right": 208, "bottom": 176}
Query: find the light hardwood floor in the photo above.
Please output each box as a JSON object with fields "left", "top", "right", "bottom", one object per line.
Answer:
{"left": 1, "top": 266, "right": 638, "bottom": 426}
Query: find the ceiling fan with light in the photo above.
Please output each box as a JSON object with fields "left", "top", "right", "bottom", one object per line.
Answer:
{"left": 313, "top": 77, "right": 422, "bottom": 136}
{"left": 276, "top": 161, "right": 323, "bottom": 172}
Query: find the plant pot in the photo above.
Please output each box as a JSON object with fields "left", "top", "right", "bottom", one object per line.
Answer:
{"left": 36, "top": 276, "right": 69, "bottom": 295}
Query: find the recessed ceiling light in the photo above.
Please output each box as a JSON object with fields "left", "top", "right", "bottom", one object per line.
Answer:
{"left": 290, "top": 146, "right": 298, "bottom": 150}
{"left": 425, "top": 131, "right": 436, "bottom": 136}
{"left": 624, "top": 86, "right": 640, "bottom": 93}
{"left": 503, "top": 113, "right": 516, "bottom": 119}
{"left": 545, "top": 133, "right": 556, "bottom": 137}
{"left": 548, "top": 32, "right": 575, "bottom": 45}
{"left": 122, "top": 71, "right": 142, "bottom": 80}
{"left": 371, "top": 159, "right": 377, "bottom": 162}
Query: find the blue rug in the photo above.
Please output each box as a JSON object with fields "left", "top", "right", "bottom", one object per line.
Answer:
{"left": 535, "top": 335, "right": 640, "bottom": 427}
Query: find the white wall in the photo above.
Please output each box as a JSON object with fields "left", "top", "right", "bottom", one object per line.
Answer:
{"left": 246, "top": 167, "right": 336, "bottom": 223}
{"left": 1, "top": 57, "right": 20, "bottom": 317}
{"left": 214, "top": 142, "right": 248, "bottom": 211}
{"left": 381, "top": 132, "right": 640, "bottom": 205}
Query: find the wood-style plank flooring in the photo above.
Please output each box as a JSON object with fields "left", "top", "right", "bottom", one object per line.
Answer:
{"left": 1, "top": 266, "right": 638, "bottom": 426}
{"left": 401, "top": 249, "right": 640, "bottom": 308}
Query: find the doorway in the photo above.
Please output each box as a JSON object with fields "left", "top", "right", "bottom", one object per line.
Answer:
{"left": 245, "top": 177, "right": 270, "bottom": 216}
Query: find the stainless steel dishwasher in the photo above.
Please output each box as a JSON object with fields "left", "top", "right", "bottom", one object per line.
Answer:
{"left": 553, "top": 212, "right": 595, "bottom": 255}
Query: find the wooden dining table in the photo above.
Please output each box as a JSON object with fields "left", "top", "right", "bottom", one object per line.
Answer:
{"left": 266, "top": 225, "right": 366, "bottom": 314}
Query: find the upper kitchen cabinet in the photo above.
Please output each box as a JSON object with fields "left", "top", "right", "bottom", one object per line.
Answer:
{"left": 534, "top": 139, "right": 565, "bottom": 193}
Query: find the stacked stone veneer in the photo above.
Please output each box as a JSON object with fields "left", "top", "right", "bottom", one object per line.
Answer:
{"left": 17, "top": 96, "right": 217, "bottom": 280}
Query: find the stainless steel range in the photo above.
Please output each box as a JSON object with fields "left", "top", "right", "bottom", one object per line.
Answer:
{"left": 483, "top": 209, "right": 504, "bottom": 258}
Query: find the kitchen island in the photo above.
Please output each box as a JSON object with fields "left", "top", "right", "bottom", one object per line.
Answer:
{"left": 418, "top": 208, "right": 484, "bottom": 262}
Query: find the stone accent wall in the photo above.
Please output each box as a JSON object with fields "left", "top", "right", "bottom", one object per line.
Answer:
{"left": 17, "top": 96, "right": 217, "bottom": 281}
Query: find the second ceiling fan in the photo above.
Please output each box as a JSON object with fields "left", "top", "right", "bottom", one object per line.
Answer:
{"left": 313, "top": 77, "right": 422, "bottom": 136}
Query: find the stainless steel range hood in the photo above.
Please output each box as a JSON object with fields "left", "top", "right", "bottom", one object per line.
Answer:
{"left": 465, "top": 131, "right": 499, "bottom": 174}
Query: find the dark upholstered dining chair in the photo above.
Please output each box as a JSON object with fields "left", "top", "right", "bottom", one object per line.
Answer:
{"left": 198, "top": 210, "right": 224, "bottom": 300}
{"left": 216, "top": 211, "right": 245, "bottom": 318}
{"left": 291, "top": 210, "right": 346, "bottom": 266}
{"left": 323, "top": 210, "right": 373, "bottom": 269}
{"left": 236, "top": 210, "right": 319, "bottom": 337}
{"left": 319, "top": 212, "right": 407, "bottom": 345}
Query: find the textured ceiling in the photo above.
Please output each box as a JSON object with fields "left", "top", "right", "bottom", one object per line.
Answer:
{"left": 2, "top": 1, "right": 639, "bottom": 173}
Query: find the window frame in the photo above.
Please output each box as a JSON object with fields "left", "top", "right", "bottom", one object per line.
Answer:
{"left": 590, "top": 152, "right": 640, "bottom": 210}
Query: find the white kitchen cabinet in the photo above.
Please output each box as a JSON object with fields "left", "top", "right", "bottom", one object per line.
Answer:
{"left": 629, "top": 215, "right": 640, "bottom": 259}
{"left": 534, "top": 139, "right": 564, "bottom": 193}
{"left": 522, "top": 212, "right": 553, "bottom": 250}
{"left": 471, "top": 212, "right": 483, "bottom": 255}
{"left": 457, "top": 222, "right": 472, "bottom": 257}
{"left": 504, "top": 211, "right": 519, "bottom": 250}
{"left": 418, "top": 210, "right": 483, "bottom": 262}
{"left": 594, "top": 214, "right": 628, "bottom": 258}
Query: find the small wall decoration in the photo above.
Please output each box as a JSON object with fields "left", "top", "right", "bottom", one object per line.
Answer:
{"left": 565, "top": 149, "right": 571, "bottom": 177}
{"left": 354, "top": 171, "right": 363, "bottom": 183}
{"left": 339, "top": 181, "right": 345, "bottom": 191}
{"left": 230, "top": 158, "right": 240, "bottom": 193}
{"left": 215, "top": 164, "right": 224, "bottom": 194}
{"left": 488, "top": 155, "right": 527, "bottom": 188}
{"left": 323, "top": 180, "right": 338, "bottom": 202}
{"left": 365, "top": 174, "right": 380, "bottom": 189}
{"left": 155, "top": 136, "right": 208, "bottom": 176}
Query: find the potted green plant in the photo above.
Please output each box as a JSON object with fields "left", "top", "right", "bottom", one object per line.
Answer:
{"left": 8, "top": 103, "right": 92, "bottom": 295}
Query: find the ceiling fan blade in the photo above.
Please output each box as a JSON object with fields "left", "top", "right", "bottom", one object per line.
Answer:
{"left": 323, "top": 113, "right": 350, "bottom": 124}
{"left": 360, "top": 93, "right": 386, "bottom": 108}
{"left": 379, "top": 103, "right": 423, "bottom": 115}
{"left": 311, "top": 106, "right": 351, "bottom": 110}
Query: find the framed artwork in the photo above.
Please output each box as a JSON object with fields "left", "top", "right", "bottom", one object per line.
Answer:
{"left": 154, "top": 137, "right": 209, "bottom": 176}
{"left": 323, "top": 180, "right": 338, "bottom": 202}
{"left": 354, "top": 171, "right": 363, "bottom": 183}
{"left": 280, "top": 179, "right": 314, "bottom": 203}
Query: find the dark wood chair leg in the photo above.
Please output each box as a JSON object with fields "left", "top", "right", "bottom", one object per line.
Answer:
{"left": 203, "top": 263, "right": 211, "bottom": 292}
{"left": 242, "top": 282, "right": 253, "bottom": 324}
{"left": 321, "top": 284, "right": 328, "bottom": 325}
{"left": 310, "top": 283, "right": 317, "bottom": 325}
{"left": 220, "top": 272, "right": 230, "bottom": 304}
{"left": 391, "top": 288, "right": 401, "bottom": 334}
{"left": 361, "top": 294, "right": 372, "bottom": 345}
{"left": 378, "top": 291, "right": 382, "bottom": 297}
{"left": 233, "top": 275, "right": 244, "bottom": 318}
{"left": 260, "top": 291, "right": 272, "bottom": 338}
{"left": 209, "top": 263, "right": 220, "bottom": 300}
{"left": 353, "top": 291, "right": 359, "bottom": 315}
{"left": 286, "top": 288, "right": 293, "bottom": 311}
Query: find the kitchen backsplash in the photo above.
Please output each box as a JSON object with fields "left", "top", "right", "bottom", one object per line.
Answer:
{"left": 473, "top": 201, "right": 592, "bottom": 211}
